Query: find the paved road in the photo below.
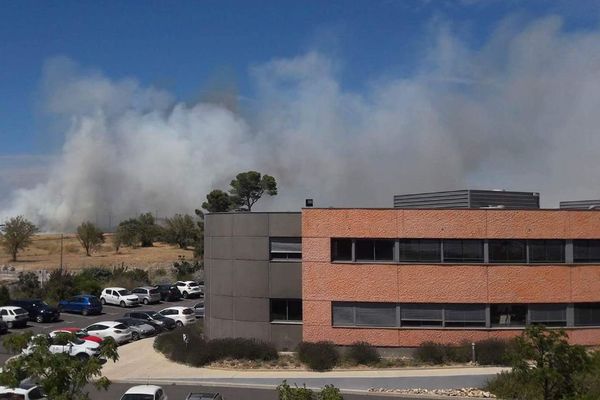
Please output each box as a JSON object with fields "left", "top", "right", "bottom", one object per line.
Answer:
{"left": 0, "top": 297, "right": 202, "bottom": 363}
{"left": 92, "top": 382, "right": 433, "bottom": 400}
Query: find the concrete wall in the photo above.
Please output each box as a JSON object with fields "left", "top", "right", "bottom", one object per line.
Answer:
{"left": 205, "top": 212, "right": 302, "bottom": 350}
{"left": 302, "top": 208, "right": 600, "bottom": 347}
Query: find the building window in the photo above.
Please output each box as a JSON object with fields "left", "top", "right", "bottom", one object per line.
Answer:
{"left": 528, "top": 240, "right": 565, "bottom": 263}
{"left": 400, "top": 304, "right": 443, "bottom": 327}
{"left": 270, "top": 238, "right": 301, "bottom": 261}
{"left": 443, "top": 240, "right": 484, "bottom": 263}
{"left": 355, "top": 303, "right": 397, "bottom": 327}
{"left": 398, "top": 239, "right": 441, "bottom": 262}
{"left": 574, "top": 303, "right": 600, "bottom": 326}
{"left": 573, "top": 240, "right": 600, "bottom": 263}
{"left": 489, "top": 240, "right": 527, "bottom": 263}
{"left": 444, "top": 304, "right": 486, "bottom": 327}
{"left": 355, "top": 239, "right": 395, "bottom": 262}
{"left": 331, "top": 239, "right": 352, "bottom": 261}
{"left": 529, "top": 304, "right": 567, "bottom": 327}
{"left": 270, "top": 299, "right": 302, "bottom": 322}
{"left": 491, "top": 304, "right": 527, "bottom": 327}
{"left": 332, "top": 302, "right": 356, "bottom": 326}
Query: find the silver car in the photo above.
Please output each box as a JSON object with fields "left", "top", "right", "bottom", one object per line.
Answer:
{"left": 116, "top": 318, "right": 156, "bottom": 340}
{"left": 131, "top": 287, "right": 162, "bottom": 305}
{"left": 193, "top": 302, "right": 204, "bottom": 318}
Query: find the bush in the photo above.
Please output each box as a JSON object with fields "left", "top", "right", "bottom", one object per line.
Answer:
{"left": 297, "top": 341, "right": 339, "bottom": 371}
{"left": 318, "top": 384, "right": 343, "bottom": 400}
{"left": 154, "top": 327, "right": 278, "bottom": 367}
{"left": 484, "top": 370, "right": 540, "bottom": 399}
{"left": 475, "top": 338, "right": 512, "bottom": 366}
{"left": 277, "top": 380, "right": 314, "bottom": 400}
{"left": 415, "top": 341, "right": 448, "bottom": 364}
{"left": 345, "top": 341, "right": 380, "bottom": 366}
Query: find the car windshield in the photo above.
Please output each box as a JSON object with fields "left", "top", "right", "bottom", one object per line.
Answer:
{"left": 120, "top": 395, "right": 154, "bottom": 400}
{"left": 147, "top": 312, "right": 161, "bottom": 319}
{"left": 149, "top": 288, "right": 159, "bottom": 294}
{"left": 182, "top": 308, "right": 194, "bottom": 315}
{"left": 33, "top": 300, "right": 50, "bottom": 308}
{"left": 118, "top": 290, "right": 130, "bottom": 296}
{"left": 114, "top": 323, "right": 128, "bottom": 330}
{"left": 14, "top": 309, "right": 28, "bottom": 315}
{"left": 89, "top": 298, "right": 101, "bottom": 305}
{"left": 189, "top": 282, "right": 199, "bottom": 287}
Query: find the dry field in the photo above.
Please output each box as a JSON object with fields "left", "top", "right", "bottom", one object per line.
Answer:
{"left": 0, "top": 233, "right": 195, "bottom": 271}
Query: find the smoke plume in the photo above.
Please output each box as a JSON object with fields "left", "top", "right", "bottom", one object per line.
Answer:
{"left": 3, "top": 16, "right": 600, "bottom": 230}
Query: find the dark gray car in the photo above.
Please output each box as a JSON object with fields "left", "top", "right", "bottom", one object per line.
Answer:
{"left": 123, "top": 311, "right": 177, "bottom": 330}
{"left": 115, "top": 318, "right": 156, "bottom": 340}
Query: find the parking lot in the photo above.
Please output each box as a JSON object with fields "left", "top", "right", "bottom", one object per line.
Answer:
{"left": 0, "top": 297, "right": 203, "bottom": 363}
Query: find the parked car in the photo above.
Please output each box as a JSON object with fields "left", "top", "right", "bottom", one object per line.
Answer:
{"left": 58, "top": 294, "right": 103, "bottom": 315}
{"left": 185, "top": 393, "right": 223, "bottom": 400}
{"left": 0, "top": 318, "right": 8, "bottom": 334}
{"left": 158, "top": 307, "right": 196, "bottom": 327}
{"left": 100, "top": 288, "right": 139, "bottom": 307}
{"left": 155, "top": 284, "right": 181, "bottom": 301}
{"left": 115, "top": 318, "right": 157, "bottom": 340}
{"left": 123, "top": 310, "right": 176, "bottom": 331}
{"left": 131, "top": 286, "right": 161, "bottom": 305}
{"left": 174, "top": 281, "right": 202, "bottom": 298}
{"left": 193, "top": 302, "right": 204, "bottom": 318}
{"left": 0, "top": 306, "right": 29, "bottom": 328}
{"left": 23, "top": 333, "right": 100, "bottom": 360}
{"left": 83, "top": 321, "right": 133, "bottom": 345}
{"left": 10, "top": 299, "right": 60, "bottom": 323}
{"left": 0, "top": 383, "right": 47, "bottom": 399}
{"left": 120, "top": 385, "right": 167, "bottom": 400}
{"left": 50, "top": 327, "right": 103, "bottom": 344}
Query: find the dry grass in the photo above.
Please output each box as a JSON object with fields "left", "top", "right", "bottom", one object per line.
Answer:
{"left": 0, "top": 233, "right": 195, "bottom": 271}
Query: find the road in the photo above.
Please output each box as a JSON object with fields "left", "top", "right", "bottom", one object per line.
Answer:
{"left": 92, "top": 382, "right": 433, "bottom": 400}
{"left": 0, "top": 297, "right": 202, "bottom": 363}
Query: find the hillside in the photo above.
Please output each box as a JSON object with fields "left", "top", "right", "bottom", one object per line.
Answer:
{"left": 0, "top": 233, "right": 195, "bottom": 271}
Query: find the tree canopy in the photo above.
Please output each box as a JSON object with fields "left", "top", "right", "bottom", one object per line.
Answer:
{"left": 76, "top": 222, "right": 104, "bottom": 256}
{"left": 114, "top": 213, "right": 162, "bottom": 248}
{"left": 0, "top": 332, "right": 119, "bottom": 400}
{"left": 0, "top": 216, "right": 39, "bottom": 261}
{"left": 229, "top": 171, "right": 277, "bottom": 211}
{"left": 202, "top": 189, "right": 234, "bottom": 212}
{"left": 162, "top": 214, "right": 201, "bottom": 249}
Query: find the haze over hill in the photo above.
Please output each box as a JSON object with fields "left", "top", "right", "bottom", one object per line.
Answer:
{"left": 3, "top": 16, "right": 600, "bottom": 230}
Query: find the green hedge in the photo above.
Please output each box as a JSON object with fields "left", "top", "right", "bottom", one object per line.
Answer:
{"left": 415, "top": 339, "right": 512, "bottom": 366}
{"left": 297, "top": 341, "right": 339, "bottom": 371}
{"left": 345, "top": 341, "right": 380, "bottom": 366}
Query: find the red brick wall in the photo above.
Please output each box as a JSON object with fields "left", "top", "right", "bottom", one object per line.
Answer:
{"left": 302, "top": 208, "right": 600, "bottom": 346}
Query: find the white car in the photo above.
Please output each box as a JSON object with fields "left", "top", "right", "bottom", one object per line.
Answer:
{"left": 100, "top": 287, "right": 139, "bottom": 307}
{"left": 158, "top": 307, "right": 196, "bottom": 327}
{"left": 0, "top": 384, "right": 46, "bottom": 399}
{"left": 84, "top": 321, "right": 133, "bottom": 344}
{"left": 174, "top": 281, "right": 202, "bottom": 298}
{"left": 120, "top": 385, "right": 167, "bottom": 400}
{"left": 24, "top": 334, "right": 100, "bottom": 359}
{"left": 0, "top": 306, "right": 29, "bottom": 328}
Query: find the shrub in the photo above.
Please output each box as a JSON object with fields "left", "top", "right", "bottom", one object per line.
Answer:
{"left": 346, "top": 341, "right": 380, "bottom": 366}
{"left": 484, "top": 370, "right": 540, "bottom": 399}
{"left": 277, "top": 380, "right": 314, "bottom": 400}
{"left": 297, "top": 341, "right": 339, "bottom": 371}
{"left": 154, "top": 327, "right": 278, "bottom": 367}
{"left": 447, "top": 341, "right": 472, "bottom": 363}
{"left": 415, "top": 341, "right": 447, "bottom": 364}
{"left": 475, "top": 338, "right": 512, "bottom": 366}
{"left": 0, "top": 285, "right": 10, "bottom": 306}
{"left": 318, "top": 384, "right": 343, "bottom": 400}
{"left": 172, "top": 257, "right": 202, "bottom": 281}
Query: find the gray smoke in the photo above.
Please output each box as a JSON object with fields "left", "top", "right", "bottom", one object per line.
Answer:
{"left": 3, "top": 16, "right": 600, "bottom": 230}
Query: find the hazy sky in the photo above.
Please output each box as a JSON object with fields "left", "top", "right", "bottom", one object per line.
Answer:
{"left": 2, "top": 1, "right": 600, "bottom": 229}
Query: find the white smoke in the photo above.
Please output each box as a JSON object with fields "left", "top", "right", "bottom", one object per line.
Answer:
{"left": 3, "top": 16, "right": 600, "bottom": 230}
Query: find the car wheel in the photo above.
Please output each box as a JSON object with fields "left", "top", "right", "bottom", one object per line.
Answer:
{"left": 120, "top": 301, "right": 126, "bottom": 307}
{"left": 176, "top": 321, "right": 183, "bottom": 327}
{"left": 100, "top": 298, "right": 106, "bottom": 305}
{"left": 132, "top": 332, "right": 139, "bottom": 341}
{"left": 35, "top": 315, "right": 44, "bottom": 323}
{"left": 7, "top": 321, "right": 13, "bottom": 329}
{"left": 183, "top": 291, "right": 189, "bottom": 299}
{"left": 143, "top": 298, "right": 149, "bottom": 305}
{"left": 81, "top": 309, "right": 89, "bottom": 316}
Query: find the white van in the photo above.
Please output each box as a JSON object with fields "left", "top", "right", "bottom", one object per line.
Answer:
{"left": 0, "top": 306, "right": 29, "bottom": 328}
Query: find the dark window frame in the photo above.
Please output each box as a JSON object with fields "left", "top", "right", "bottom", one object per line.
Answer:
{"left": 574, "top": 303, "right": 600, "bottom": 326}
{"left": 398, "top": 239, "right": 441, "bottom": 263}
{"left": 355, "top": 239, "right": 395, "bottom": 262}
{"left": 489, "top": 239, "right": 527, "bottom": 263}
{"left": 528, "top": 240, "right": 565, "bottom": 263}
{"left": 269, "top": 237, "right": 302, "bottom": 261}
{"left": 442, "top": 239, "right": 485, "bottom": 263}
{"left": 573, "top": 240, "right": 600, "bottom": 263}
{"left": 269, "top": 298, "right": 303, "bottom": 322}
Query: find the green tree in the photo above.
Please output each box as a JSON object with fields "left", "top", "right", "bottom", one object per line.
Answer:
{"left": 0, "top": 332, "right": 119, "bottom": 400}
{"left": 115, "top": 218, "right": 140, "bottom": 248}
{"left": 202, "top": 189, "right": 234, "bottom": 212}
{"left": 137, "top": 213, "right": 161, "bottom": 247}
{"left": 0, "top": 216, "right": 39, "bottom": 261}
{"left": 229, "top": 171, "right": 277, "bottom": 211}
{"left": 76, "top": 222, "right": 105, "bottom": 256}
{"left": 163, "top": 214, "right": 201, "bottom": 249}
{"left": 44, "top": 269, "right": 77, "bottom": 304}
{"left": 0, "top": 285, "right": 10, "bottom": 306}
{"left": 17, "top": 271, "right": 40, "bottom": 298}
{"left": 486, "top": 325, "right": 592, "bottom": 400}
{"left": 193, "top": 209, "right": 205, "bottom": 258}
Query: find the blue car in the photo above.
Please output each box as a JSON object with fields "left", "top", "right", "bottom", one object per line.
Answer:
{"left": 58, "top": 295, "right": 103, "bottom": 316}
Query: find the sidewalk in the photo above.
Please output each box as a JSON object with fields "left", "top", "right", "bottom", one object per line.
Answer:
{"left": 102, "top": 339, "right": 507, "bottom": 391}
